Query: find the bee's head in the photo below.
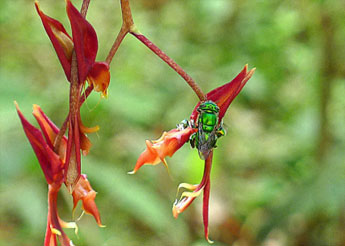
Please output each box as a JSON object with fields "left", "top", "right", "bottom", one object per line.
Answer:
{"left": 198, "top": 101, "right": 219, "bottom": 114}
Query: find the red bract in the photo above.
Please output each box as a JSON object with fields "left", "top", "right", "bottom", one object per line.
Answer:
{"left": 132, "top": 65, "right": 255, "bottom": 242}
{"left": 35, "top": 0, "right": 110, "bottom": 94}
{"left": 33, "top": 104, "right": 68, "bottom": 162}
{"left": 16, "top": 103, "right": 64, "bottom": 186}
{"left": 66, "top": 0, "right": 98, "bottom": 84}
{"left": 190, "top": 64, "right": 255, "bottom": 123}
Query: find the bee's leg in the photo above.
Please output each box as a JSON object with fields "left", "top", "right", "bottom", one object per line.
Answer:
{"left": 216, "top": 125, "right": 226, "bottom": 138}
{"left": 190, "top": 132, "right": 196, "bottom": 148}
{"left": 177, "top": 119, "right": 189, "bottom": 130}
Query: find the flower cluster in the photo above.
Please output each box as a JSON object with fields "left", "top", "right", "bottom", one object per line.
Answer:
{"left": 17, "top": 0, "right": 254, "bottom": 244}
{"left": 16, "top": 1, "right": 109, "bottom": 245}
{"left": 131, "top": 65, "right": 255, "bottom": 242}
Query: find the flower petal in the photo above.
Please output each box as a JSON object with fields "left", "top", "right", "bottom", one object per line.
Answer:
{"left": 78, "top": 117, "right": 98, "bottom": 156}
{"left": 131, "top": 127, "right": 197, "bottom": 174}
{"left": 35, "top": 1, "right": 73, "bottom": 81}
{"left": 172, "top": 185, "right": 204, "bottom": 218}
{"left": 191, "top": 65, "right": 255, "bottom": 122}
{"left": 66, "top": 0, "right": 98, "bottom": 83}
{"left": 33, "top": 105, "right": 67, "bottom": 161}
{"left": 15, "top": 102, "right": 63, "bottom": 185}
{"left": 87, "top": 62, "right": 111, "bottom": 97}
{"left": 72, "top": 174, "right": 104, "bottom": 227}
{"left": 172, "top": 151, "right": 214, "bottom": 244}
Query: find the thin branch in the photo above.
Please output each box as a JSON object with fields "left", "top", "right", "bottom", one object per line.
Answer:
{"left": 106, "top": 0, "right": 205, "bottom": 101}
{"left": 105, "top": 26, "right": 128, "bottom": 65}
{"left": 105, "top": 0, "right": 135, "bottom": 64}
{"left": 131, "top": 32, "right": 205, "bottom": 101}
{"left": 120, "top": 0, "right": 134, "bottom": 29}
{"left": 80, "top": 0, "right": 90, "bottom": 18}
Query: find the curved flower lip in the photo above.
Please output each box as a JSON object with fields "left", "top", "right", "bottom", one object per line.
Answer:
{"left": 15, "top": 102, "right": 64, "bottom": 185}
{"left": 130, "top": 127, "right": 197, "bottom": 174}
{"left": 72, "top": 174, "right": 104, "bottom": 227}
{"left": 172, "top": 151, "right": 214, "bottom": 243}
{"left": 87, "top": 62, "right": 111, "bottom": 97}
{"left": 190, "top": 65, "right": 255, "bottom": 123}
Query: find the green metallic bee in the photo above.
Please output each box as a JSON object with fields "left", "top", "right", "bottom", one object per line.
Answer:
{"left": 189, "top": 101, "right": 226, "bottom": 160}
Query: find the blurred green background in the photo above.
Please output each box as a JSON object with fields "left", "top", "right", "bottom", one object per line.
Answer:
{"left": 1, "top": 0, "right": 344, "bottom": 245}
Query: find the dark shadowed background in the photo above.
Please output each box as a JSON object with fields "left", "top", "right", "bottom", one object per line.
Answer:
{"left": 0, "top": 0, "right": 344, "bottom": 245}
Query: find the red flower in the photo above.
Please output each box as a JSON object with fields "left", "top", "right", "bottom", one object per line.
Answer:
{"left": 16, "top": 103, "right": 74, "bottom": 246}
{"left": 35, "top": 0, "right": 110, "bottom": 95}
{"left": 16, "top": 103, "right": 103, "bottom": 246}
{"left": 72, "top": 174, "right": 104, "bottom": 227}
{"left": 35, "top": 0, "right": 110, "bottom": 191}
{"left": 130, "top": 128, "right": 197, "bottom": 174}
{"left": 132, "top": 65, "right": 255, "bottom": 242}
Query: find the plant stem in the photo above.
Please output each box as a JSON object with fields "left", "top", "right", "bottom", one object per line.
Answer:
{"left": 53, "top": 85, "right": 93, "bottom": 152}
{"left": 105, "top": 0, "right": 135, "bottom": 64}
{"left": 106, "top": 0, "right": 205, "bottom": 101}
{"left": 105, "top": 26, "right": 128, "bottom": 65}
{"left": 54, "top": 0, "right": 91, "bottom": 152}
{"left": 120, "top": 0, "right": 134, "bottom": 28}
{"left": 131, "top": 32, "right": 205, "bottom": 101}
{"left": 80, "top": 0, "right": 90, "bottom": 18}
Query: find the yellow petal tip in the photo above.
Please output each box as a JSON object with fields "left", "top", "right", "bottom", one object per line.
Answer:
{"left": 50, "top": 227, "right": 62, "bottom": 236}
{"left": 206, "top": 238, "right": 214, "bottom": 244}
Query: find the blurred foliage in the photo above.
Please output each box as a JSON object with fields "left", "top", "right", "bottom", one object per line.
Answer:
{"left": 0, "top": 0, "right": 344, "bottom": 245}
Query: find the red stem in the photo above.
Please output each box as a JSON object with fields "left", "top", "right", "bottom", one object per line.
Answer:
{"left": 131, "top": 32, "right": 206, "bottom": 101}
{"left": 203, "top": 176, "right": 211, "bottom": 243}
{"left": 47, "top": 185, "right": 70, "bottom": 246}
{"left": 105, "top": 26, "right": 128, "bottom": 65}
{"left": 80, "top": 0, "right": 90, "bottom": 18}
